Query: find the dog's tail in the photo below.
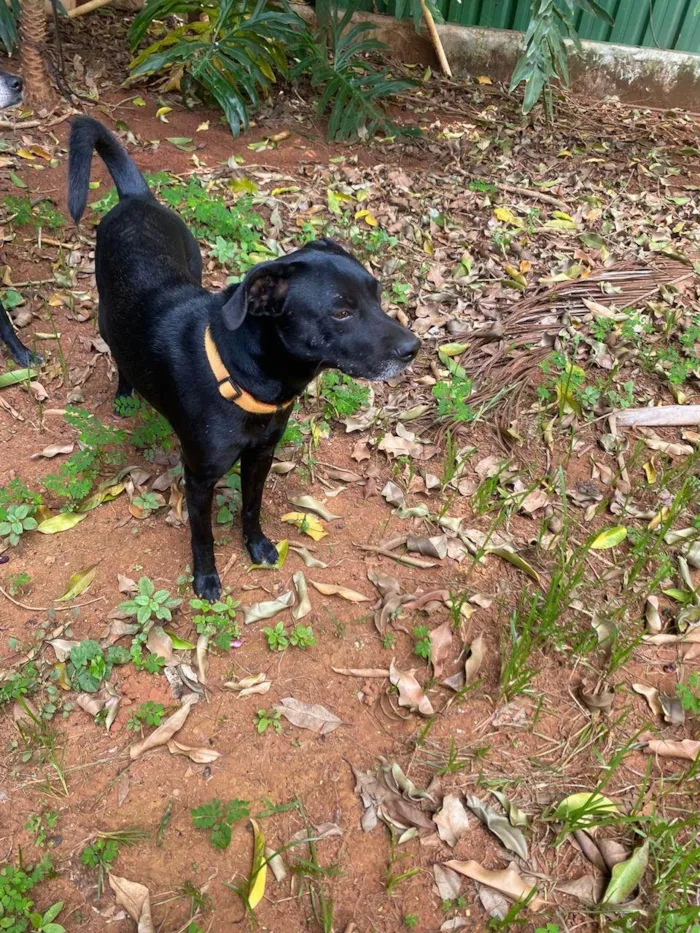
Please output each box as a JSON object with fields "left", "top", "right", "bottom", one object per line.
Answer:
{"left": 68, "top": 116, "right": 152, "bottom": 224}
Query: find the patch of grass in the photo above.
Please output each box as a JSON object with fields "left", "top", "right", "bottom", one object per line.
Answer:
{"left": 191, "top": 798, "right": 250, "bottom": 851}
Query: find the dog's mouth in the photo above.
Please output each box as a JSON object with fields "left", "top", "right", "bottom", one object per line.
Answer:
{"left": 0, "top": 90, "right": 22, "bottom": 110}
{"left": 336, "top": 355, "right": 416, "bottom": 382}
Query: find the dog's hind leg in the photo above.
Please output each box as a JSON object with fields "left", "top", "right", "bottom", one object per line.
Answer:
{"left": 0, "top": 300, "right": 37, "bottom": 366}
{"left": 241, "top": 445, "right": 280, "bottom": 566}
{"left": 184, "top": 464, "right": 222, "bottom": 601}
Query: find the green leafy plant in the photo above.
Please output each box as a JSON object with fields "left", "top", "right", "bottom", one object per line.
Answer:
{"left": 0, "top": 503, "right": 38, "bottom": 547}
{"left": 127, "top": 701, "right": 166, "bottom": 732}
{"left": 6, "top": 572, "right": 32, "bottom": 596}
{"left": 190, "top": 594, "right": 240, "bottom": 650}
{"left": 292, "top": 0, "right": 416, "bottom": 142}
{"left": 190, "top": 798, "right": 250, "bottom": 850}
{"left": 262, "top": 621, "right": 289, "bottom": 652}
{"left": 0, "top": 856, "right": 65, "bottom": 933}
{"left": 0, "top": 663, "right": 38, "bottom": 708}
{"left": 433, "top": 363, "right": 474, "bottom": 422}
{"left": 319, "top": 371, "right": 370, "bottom": 420}
{"left": 2, "top": 195, "right": 65, "bottom": 230}
{"left": 129, "top": 0, "right": 302, "bottom": 136}
{"left": 42, "top": 408, "right": 126, "bottom": 506}
{"left": 114, "top": 394, "right": 174, "bottom": 457}
{"left": 403, "top": 916, "right": 419, "bottom": 929}
{"left": 254, "top": 708, "right": 282, "bottom": 734}
{"left": 289, "top": 624, "right": 316, "bottom": 649}
{"left": 24, "top": 810, "right": 59, "bottom": 850}
{"left": 511, "top": 0, "right": 614, "bottom": 116}
{"left": 66, "top": 640, "right": 129, "bottom": 693}
{"left": 80, "top": 839, "right": 119, "bottom": 897}
{"left": 677, "top": 672, "right": 700, "bottom": 716}
{"left": 215, "top": 472, "right": 241, "bottom": 525}
{"left": 412, "top": 625, "right": 431, "bottom": 661}
{"left": 119, "top": 576, "right": 182, "bottom": 627}
{"left": 132, "top": 492, "right": 163, "bottom": 517}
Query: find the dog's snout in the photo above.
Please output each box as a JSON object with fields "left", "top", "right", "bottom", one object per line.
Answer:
{"left": 7, "top": 75, "right": 22, "bottom": 92}
{"left": 393, "top": 333, "right": 420, "bottom": 363}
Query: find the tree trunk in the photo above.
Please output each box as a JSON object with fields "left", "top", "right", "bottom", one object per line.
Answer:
{"left": 20, "top": 0, "right": 55, "bottom": 107}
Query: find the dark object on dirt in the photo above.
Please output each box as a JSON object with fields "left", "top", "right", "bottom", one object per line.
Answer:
{"left": 0, "top": 69, "right": 41, "bottom": 367}
{"left": 67, "top": 115, "right": 420, "bottom": 600}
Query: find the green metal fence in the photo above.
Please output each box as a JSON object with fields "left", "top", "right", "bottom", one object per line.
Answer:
{"left": 365, "top": 0, "right": 700, "bottom": 53}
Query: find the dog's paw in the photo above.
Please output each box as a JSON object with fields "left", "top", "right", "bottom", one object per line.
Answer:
{"left": 192, "top": 570, "right": 222, "bottom": 602}
{"left": 12, "top": 346, "right": 40, "bottom": 367}
{"left": 247, "top": 535, "right": 279, "bottom": 566}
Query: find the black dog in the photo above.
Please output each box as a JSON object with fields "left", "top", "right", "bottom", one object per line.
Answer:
{"left": 0, "top": 69, "right": 35, "bottom": 366}
{"left": 68, "top": 116, "right": 420, "bottom": 599}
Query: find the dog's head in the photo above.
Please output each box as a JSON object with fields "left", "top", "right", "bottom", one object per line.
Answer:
{"left": 0, "top": 69, "right": 22, "bottom": 110}
{"left": 221, "top": 239, "right": 420, "bottom": 381}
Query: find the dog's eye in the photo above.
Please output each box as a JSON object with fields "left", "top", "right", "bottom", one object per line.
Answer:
{"left": 331, "top": 309, "right": 351, "bottom": 321}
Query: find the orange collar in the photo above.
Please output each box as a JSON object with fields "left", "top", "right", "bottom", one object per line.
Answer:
{"left": 204, "top": 326, "right": 293, "bottom": 415}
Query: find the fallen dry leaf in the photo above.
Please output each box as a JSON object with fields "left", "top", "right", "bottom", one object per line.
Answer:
{"left": 167, "top": 740, "right": 220, "bottom": 764}
{"left": 243, "top": 591, "right": 294, "bottom": 625}
{"left": 644, "top": 738, "right": 700, "bottom": 761}
{"left": 332, "top": 667, "right": 389, "bottom": 677}
{"left": 389, "top": 661, "right": 434, "bottom": 716}
{"left": 288, "top": 495, "right": 341, "bottom": 522}
{"left": 130, "top": 694, "right": 198, "bottom": 759}
{"left": 444, "top": 861, "right": 545, "bottom": 911}
{"left": 466, "top": 795, "right": 528, "bottom": 860}
{"left": 30, "top": 443, "right": 74, "bottom": 460}
{"left": 429, "top": 620, "right": 453, "bottom": 678}
{"left": 108, "top": 874, "right": 155, "bottom": 933}
{"left": 292, "top": 570, "right": 312, "bottom": 621}
{"left": 434, "top": 794, "right": 470, "bottom": 847}
{"left": 274, "top": 697, "right": 342, "bottom": 735}
{"left": 310, "top": 580, "right": 370, "bottom": 602}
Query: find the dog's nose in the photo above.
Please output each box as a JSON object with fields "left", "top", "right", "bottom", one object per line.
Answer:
{"left": 8, "top": 75, "right": 22, "bottom": 92}
{"left": 393, "top": 334, "right": 420, "bottom": 363}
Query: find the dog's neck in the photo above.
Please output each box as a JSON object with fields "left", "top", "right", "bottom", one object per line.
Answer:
{"left": 209, "top": 308, "right": 321, "bottom": 406}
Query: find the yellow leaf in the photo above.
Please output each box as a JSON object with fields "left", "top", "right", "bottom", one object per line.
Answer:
{"left": 16, "top": 148, "right": 35, "bottom": 160}
{"left": 29, "top": 145, "right": 51, "bottom": 161}
{"left": 57, "top": 564, "right": 98, "bottom": 601}
{"left": 643, "top": 460, "right": 656, "bottom": 484}
{"left": 355, "top": 209, "right": 378, "bottom": 227}
{"left": 590, "top": 526, "right": 628, "bottom": 550}
{"left": 494, "top": 207, "right": 522, "bottom": 227}
{"left": 504, "top": 264, "right": 527, "bottom": 287}
{"left": 246, "top": 819, "right": 267, "bottom": 910}
{"left": 37, "top": 513, "right": 87, "bottom": 534}
{"left": 281, "top": 512, "right": 327, "bottom": 541}
{"left": 196, "top": 121, "right": 210, "bottom": 132}
{"left": 648, "top": 507, "right": 668, "bottom": 531}
{"left": 476, "top": 75, "right": 492, "bottom": 84}
{"left": 558, "top": 149, "right": 573, "bottom": 157}
{"left": 155, "top": 106, "right": 172, "bottom": 121}
{"left": 438, "top": 343, "right": 467, "bottom": 357}
{"left": 520, "top": 259, "right": 532, "bottom": 273}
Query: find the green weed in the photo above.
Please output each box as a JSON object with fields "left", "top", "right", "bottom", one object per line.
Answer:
{"left": 0, "top": 856, "right": 65, "bottom": 933}
{"left": 190, "top": 798, "right": 249, "bottom": 850}
{"left": 254, "top": 708, "right": 282, "bottom": 734}
{"left": 190, "top": 595, "right": 240, "bottom": 651}
{"left": 126, "top": 701, "right": 166, "bottom": 732}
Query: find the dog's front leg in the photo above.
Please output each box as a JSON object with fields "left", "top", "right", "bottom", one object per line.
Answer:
{"left": 241, "top": 446, "right": 279, "bottom": 565}
{"left": 184, "top": 465, "right": 221, "bottom": 601}
{"left": 0, "top": 300, "right": 37, "bottom": 366}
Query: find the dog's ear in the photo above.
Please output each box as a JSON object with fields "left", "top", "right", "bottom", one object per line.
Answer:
{"left": 221, "top": 260, "right": 297, "bottom": 331}
{"left": 305, "top": 237, "right": 351, "bottom": 258}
